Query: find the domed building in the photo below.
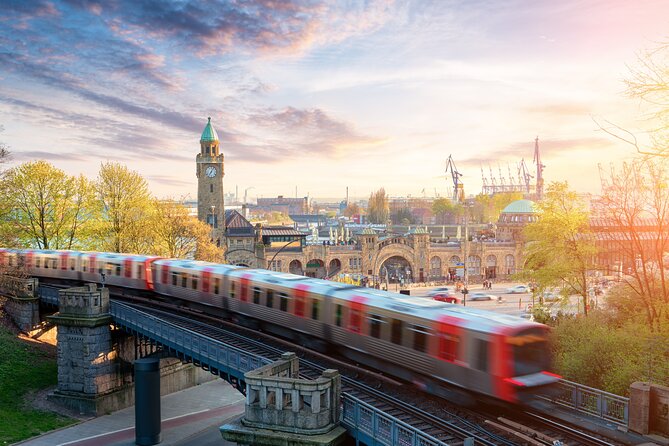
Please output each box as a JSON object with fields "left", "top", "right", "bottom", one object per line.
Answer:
{"left": 496, "top": 199, "right": 538, "bottom": 242}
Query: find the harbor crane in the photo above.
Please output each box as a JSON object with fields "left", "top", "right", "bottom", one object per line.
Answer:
{"left": 446, "top": 154, "right": 464, "bottom": 202}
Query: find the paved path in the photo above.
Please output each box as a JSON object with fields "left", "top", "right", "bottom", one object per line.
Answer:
{"left": 15, "top": 380, "right": 245, "bottom": 446}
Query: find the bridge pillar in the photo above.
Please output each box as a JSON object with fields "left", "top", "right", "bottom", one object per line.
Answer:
{"left": 2, "top": 276, "right": 40, "bottom": 332}
{"left": 220, "top": 352, "right": 347, "bottom": 445}
{"left": 47, "top": 284, "right": 122, "bottom": 415}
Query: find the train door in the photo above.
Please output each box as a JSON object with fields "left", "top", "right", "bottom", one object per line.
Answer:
{"left": 434, "top": 315, "right": 467, "bottom": 386}
{"left": 347, "top": 295, "right": 367, "bottom": 351}
{"left": 60, "top": 252, "right": 69, "bottom": 271}
{"left": 292, "top": 284, "right": 309, "bottom": 333}
{"left": 202, "top": 268, "right": 214, "bottom": 306}
{"left": 161, "top": 264, "right": 169, "bottom": 286}
{"left": 239, "top": 274, "right": 251, "bottom": 314}
{"left": 124, "top": 258, "right": 132, "bottom": 279}
{"left": 25, "top": 251, "right": 34, "bottom": 269}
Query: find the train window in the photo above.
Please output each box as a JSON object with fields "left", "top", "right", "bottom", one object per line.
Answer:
{"left": 280, "top": 293, "right": 289, "bottom": 312}
{"left": 311, "top": 299, "right": 320, "bottom": 320}
{"left": 369, "top": 314, "right": 383, "bottom": 338}
{"left": 475, "top": 340, "right": 489, "bottom": 372}
{"left": 230, "top": 281, "right": 236, "bottom": 299}
{"left": 253, "top": 287, "right": 261, "bottom": 304}
{"left": 69, "top": 258, "right": 75, "bottom": 271}
{"left": 82, "top": 259, "right": 87, "bottom": 271}
{"left": 412, "top": 325, "right": 430, "bottom": 353}
{"left": 192, "top": 275, "right": 198, "bottom": 290}
{"left": 214, "top": 278, "right": 220, "bottom": 294}
{"left": 335, "top": 305, "right": 343, "bottom": 327}
{"left": 181, "top": 273, "right": 187, "bottom": 288}
{"left": 36, "top": 257, "right": 41, "bottom": 268}
{"left": 137, "top": 264, "right": 143, "bottom": 279}
{"left": 266, "top": 289, "right": 274, "bottom": 308}
{"left": 115, "top": 264, "right": 121, "bottom": 276}
{"left": 391, "top": 319, "right": 403, "bottom": 345}
{"left": 439, "top": 334, "right": 460, "bottom": 362}
{"left": 171, "top": 272, "right": 178, "bottom": 286}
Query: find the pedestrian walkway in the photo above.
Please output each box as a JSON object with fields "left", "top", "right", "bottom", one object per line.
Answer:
{"left": 15, "top": 380, "right": 245, "bottom": 446}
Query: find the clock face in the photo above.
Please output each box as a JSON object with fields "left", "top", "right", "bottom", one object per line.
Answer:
{"left": 205, "top": 166, "right": 217, "bottom": 178}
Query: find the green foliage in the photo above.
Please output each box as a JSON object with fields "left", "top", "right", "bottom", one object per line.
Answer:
{"left": 0, "top": 161, "right": 99, "bottom": 250}
{"left": 521, "top": 182, "right": 597, "bottom": 315}
{"left": 431, "top": 197, "right": 461, "bottom": 224}
{"left": 0, "top": 327, "right": 74, "bottom": 443}
{"left": 367, "top": 188, "right": 389, "bottom": 224}
{"left": 551, "top": 312, "right": 669, "bottom": 395}
{"left": 95, "top": 162, "right": 155, "bottom": 254}
{"left": 473, "top": 192, "right": 523, "bottom": 223}
{"left": 342, "top": 203, "right": 362, "bottom": 217}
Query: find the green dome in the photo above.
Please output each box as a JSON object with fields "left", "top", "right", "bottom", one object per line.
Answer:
{"left": 501, "top": 199, "right": 536, "bottom": 214}
{"left": 200, "top": 117, "right": 219, "bottom": 142}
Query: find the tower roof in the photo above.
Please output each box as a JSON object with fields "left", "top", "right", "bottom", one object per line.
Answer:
{"left": 200, "top": 117, "right": 219, "bottom": 142}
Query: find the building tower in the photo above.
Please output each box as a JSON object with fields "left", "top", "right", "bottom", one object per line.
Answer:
{"left": 196, "top": 117, "right": 225, "bottom": 247}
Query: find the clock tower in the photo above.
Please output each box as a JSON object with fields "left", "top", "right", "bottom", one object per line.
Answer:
{"left": 196, "top": 117, "right": 225, "bottom": 247}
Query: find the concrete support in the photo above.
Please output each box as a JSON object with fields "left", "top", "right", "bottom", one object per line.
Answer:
{"left": 47, "top": 284, "right": 122, "bottom": 415}
{"left": 221, "top": 352, "right": 347, "bottom": 446}
{"left": 629, "top": 381, "right": 669, "bottom": 440}
{"left": 2, "top": 277, "right": 40, "bottom": 332}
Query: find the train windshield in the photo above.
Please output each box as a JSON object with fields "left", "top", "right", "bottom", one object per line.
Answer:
{"left": 508, "top": 328, "right": 551, "bottom": 376}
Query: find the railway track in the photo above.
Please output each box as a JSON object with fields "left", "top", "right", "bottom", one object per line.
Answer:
{"left": 40, "top": 283, "right": 627, "bottom": 445}
{"left": 124, "top": 300, "right": 519, "bottom": 446}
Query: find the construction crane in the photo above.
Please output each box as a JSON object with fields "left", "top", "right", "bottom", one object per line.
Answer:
{"left": 533, "top": 136, "right": 545, "bottom": 200}
{"left": 518, "top": 158, "right": 533, "bottom": 194}
{"left": 445, "top": 154, "right": 464, "bottom": 202}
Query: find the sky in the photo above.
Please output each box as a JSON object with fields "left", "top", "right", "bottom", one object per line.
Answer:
{"left": 1, "top": 0, "right": 668, "bottom": 203}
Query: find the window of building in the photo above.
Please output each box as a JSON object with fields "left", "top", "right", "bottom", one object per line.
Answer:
{"left": 210, "top": 184, "right": 213, "bottom": 193}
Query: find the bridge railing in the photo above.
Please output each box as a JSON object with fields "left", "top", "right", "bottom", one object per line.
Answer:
{"left": 545, "top": 379, "right": 629, "bottom": 426}
{"left": 343, "top": 394, "right": 448, "bottom": 446}
{"left": 110, "top": 301, "right": 270, "bottom": 382}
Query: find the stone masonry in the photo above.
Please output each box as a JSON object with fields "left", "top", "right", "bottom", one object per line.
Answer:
{"left": 2, "top": 277, "right": 40, "bottom": 332}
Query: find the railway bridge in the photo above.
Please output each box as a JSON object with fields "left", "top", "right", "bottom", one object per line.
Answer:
{"left": 2, "top": 277, "right": 664, "bottom": 445}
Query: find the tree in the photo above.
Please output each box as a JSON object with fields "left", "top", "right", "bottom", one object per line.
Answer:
{"left": 432, "top": 198, "right": 458, "bottom": 224}
{"left": 0, "top": 125, "right": 10, "bottom": 167}
{"left": 521, "top": 182, "right": 597, "bottom": 315}
{"left": 367, "top": 188, "right": 389, "bottom": 224}
{"left": 95, "top": 162, "right": 155, "bottom": 254}
{"left": 0, "top": 161, "right": 98, "bottom": 249}
{"left": 150, "top": 199, "right": 222, "bottom": 261}
{"left": 473, "top": 192, "right": 523, "bottom": 223}
{"left": 342, "top": 202, "right": 362, "bottom": 218}
{"left": 597, "top": 157, "right": 669, "bottom": 330}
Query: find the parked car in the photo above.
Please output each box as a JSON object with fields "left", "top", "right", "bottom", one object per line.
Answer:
{"left": 468, "top": 292, "right": 496, "bottom": 301}
{"left": 432, "top": 292, "right": 461, "bottom": 304}
{"left": 542, "top": 291, "right": 561, "bottom": 302}
{"left": 427, "top": 286, "right": 452, "bottom": 297}
{"left": 506, "top": 285, "right": 530, "bottom": 294}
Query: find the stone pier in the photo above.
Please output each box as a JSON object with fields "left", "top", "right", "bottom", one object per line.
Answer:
{"left": 221, "top": 352, "right": 347, "bottom": 446}
{"left": 2, "top": 276, "right": 40, "bottom": 332}
{"left": 629, "top": 382, "right": 669, "bottom": 442}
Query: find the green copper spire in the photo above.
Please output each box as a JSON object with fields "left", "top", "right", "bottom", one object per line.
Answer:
{"left": 200, "top": 117, "right": 219, "bottom": 142}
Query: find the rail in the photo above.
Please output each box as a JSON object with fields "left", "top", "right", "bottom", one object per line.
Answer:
{"left": 547, "top": 379, "right": 629, "bottom": 426}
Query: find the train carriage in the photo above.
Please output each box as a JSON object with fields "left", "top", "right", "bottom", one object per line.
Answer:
{"left": 25, "top": 250, "right": 83, "bottom": 281}
{"left": 78, "top": 252, "right": 160, "bottom": 291}
{"left": 152, "top": 259, "right": 241, "bottom": 307}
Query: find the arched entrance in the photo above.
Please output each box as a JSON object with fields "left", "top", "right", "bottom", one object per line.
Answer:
{"left": 289, "top": 260, "right": 303, "bottom": 275}
{"left": 485, "top": 255, "right": 497, "bottom": 279}
{"left": 430, "top": 256, "right": 442, "bottom": 280}
{"left": 379, "top": 256, "right": 413, "bottom": 286}
{"left": 448, "top": 255, "right": 461, "bottom": 281}
{"left": 328, "top": 259, "right": 341, "bottom": 277}
{"left": 305, "top": 259, "right": 326, "bottom": 278}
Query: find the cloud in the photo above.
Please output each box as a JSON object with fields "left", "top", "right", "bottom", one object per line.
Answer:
{"left": 243, "top": 106, "right": 384, "bottom": 161}
{"left": 13, "top": 151, "right": 86, "bottom": 162}
{"left": 146, "top": 175, "right": 193, "bottom": 187}
{"left": 525, "top": 103, "right": 591, "bottom": 116}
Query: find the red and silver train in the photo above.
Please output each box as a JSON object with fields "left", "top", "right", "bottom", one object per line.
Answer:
{"left": 0, "top": 248, "right": 560, "bottom": 404}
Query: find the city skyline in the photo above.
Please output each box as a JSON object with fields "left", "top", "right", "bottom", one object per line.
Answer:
{"left": 1, "top": 0, "right": 668, "bottom": 202}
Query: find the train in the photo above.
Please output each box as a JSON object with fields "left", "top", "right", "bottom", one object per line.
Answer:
{"left": 0, "top": 248, "right": 561, "bottom": 404}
